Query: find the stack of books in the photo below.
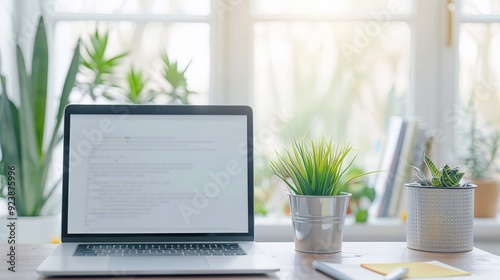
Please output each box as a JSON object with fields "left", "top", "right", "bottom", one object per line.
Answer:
{"left": 370, "top": 116, "right": 433, "bottom": 218}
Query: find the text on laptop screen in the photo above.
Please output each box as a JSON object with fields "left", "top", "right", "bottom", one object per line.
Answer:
{"left": 67, "top": 114, "right": 249, "bottom": 234}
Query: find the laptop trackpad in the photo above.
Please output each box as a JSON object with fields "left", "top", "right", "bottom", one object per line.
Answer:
{"left": 109, "top": 257, "right": 209, "bottom": 272}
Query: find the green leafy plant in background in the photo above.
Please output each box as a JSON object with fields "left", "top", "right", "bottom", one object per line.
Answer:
{"left": 0, "top": 17, "right": 80, "bottom": 216}
{"left": 161, "top": 54, "right": 194, "bottom": 104}
{"left": 78, "top": 29, "right": 194, "bottom": 104}
{"left": 412, "top": 154, "right": 470, "bottom": 188}
{"left": 457, "top": 100, "right": 500, "bottom": 180}
{"left": 254, "top": 186, "right": 270, "bottom": 216}
{"left": 124, "top": 68, "right": 155, "bottom": 104}
{"left": 342, "top": 166, "right": 376, "bottom": 223}
{"left": 78, "top": 29, "right": 127, "bottom": 101}
{"left": 270, "top": 137, "right": 376, "bottom": 196}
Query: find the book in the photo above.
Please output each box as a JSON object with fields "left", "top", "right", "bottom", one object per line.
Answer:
{"left": 396, "top": 124, "right": 429, "bottom": 216}
{"left": 370, "top": 117, "right": 407, "bottom": 217}
{"left": 387, "top": 119, "right": 418, "bottom": 217}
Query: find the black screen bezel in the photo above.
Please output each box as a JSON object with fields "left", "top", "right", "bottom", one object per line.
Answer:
{"left": 61, "top": 104, "right": 254, "bottom": 242}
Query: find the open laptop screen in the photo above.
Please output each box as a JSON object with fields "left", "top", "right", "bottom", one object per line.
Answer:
{"left": 62, "top": 105, "right": 253, "bottom": 241}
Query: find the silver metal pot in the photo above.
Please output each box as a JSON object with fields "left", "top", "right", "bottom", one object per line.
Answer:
{"left": 288, "top": 192, "right": 351, "bottom": 253}
{"left": 406, "top": 183, "right": 476, "bottom": 252}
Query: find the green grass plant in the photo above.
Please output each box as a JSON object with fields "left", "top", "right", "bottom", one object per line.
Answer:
{"left": 270, "top": 137, "right": 375, "bottom": 196}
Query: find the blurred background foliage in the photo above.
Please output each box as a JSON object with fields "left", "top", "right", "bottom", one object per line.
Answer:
{"left": 76, "top": 29, "right": 194, "bottom": 104}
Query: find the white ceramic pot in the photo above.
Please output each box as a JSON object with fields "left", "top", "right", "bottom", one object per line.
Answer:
{"left": 406, "top": 183, "right": 476, "bottom": 252}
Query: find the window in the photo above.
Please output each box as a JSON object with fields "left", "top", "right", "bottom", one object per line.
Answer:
{"left": 459, "top": 0, "right": 500, "bottom": 126}
{"left": 5, "top": 0, "right": 499, "bottom": 217}
{"left": 250, "top": 0, "right": 412, "bottom": 215}
{"left": 50, "top": 0, "right": 211, "bottom": 104}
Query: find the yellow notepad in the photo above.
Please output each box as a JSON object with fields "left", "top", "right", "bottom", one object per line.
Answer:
{"left": 361, "top": 261, "right": 471, "bottom": 278}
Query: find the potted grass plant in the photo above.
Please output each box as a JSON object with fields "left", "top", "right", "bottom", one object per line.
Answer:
{"left": 270, "top": 137, "right": 375, "bottom": 253}
{"left": 406, "top": 154, "right": 476, "bottom": 252}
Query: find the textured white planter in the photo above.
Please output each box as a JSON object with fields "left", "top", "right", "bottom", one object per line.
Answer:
{"left": 406, "top": 183, "right": 476, "bottom": 252}
{"left": 288, "top": 192, "right": 351, "bottom": 253}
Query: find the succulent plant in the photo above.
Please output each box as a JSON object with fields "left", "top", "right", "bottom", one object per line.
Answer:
{"left": 412, "top": 154, "right": 470, "bottom": 188}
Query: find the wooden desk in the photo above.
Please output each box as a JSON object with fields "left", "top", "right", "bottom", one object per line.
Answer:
{"left": 2, "top": 242, "right": 500, "bottom": 279}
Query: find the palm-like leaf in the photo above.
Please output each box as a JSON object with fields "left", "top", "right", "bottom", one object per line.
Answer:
{"left": 79, "top": 29, "right": 127, "bottom": 100}
{"left": 124, "top": 67, "right": 155, "bottom": 104}
{"left": 161, "top": 54, "right": 195, "bottom": 104}
{"left": 32, "top": 18, "right": 48, "bottom": 159}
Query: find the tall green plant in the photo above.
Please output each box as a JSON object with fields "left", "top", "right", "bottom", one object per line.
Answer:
{"left": 270, "top": 137, "right": 375, "bottom": 196}
{"left": 0, "top": 17, "right": 81, "bottom": 216}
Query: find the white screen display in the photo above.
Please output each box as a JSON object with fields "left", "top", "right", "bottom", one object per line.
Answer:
{"left": 67, "top": 114, "right": 249, "bottom": 234}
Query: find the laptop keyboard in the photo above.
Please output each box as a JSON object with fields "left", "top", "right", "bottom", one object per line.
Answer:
{"left": 74, "top": 243, "right": 247, "bottom": 257}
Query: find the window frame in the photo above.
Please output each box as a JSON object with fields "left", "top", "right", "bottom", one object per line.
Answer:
{"left": 11, "top": 0, "right": 500, "bottom": 219}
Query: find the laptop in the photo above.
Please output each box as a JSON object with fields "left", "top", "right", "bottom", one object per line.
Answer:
{"left": 37, "top": 104, "right": 280, "bottom": 276}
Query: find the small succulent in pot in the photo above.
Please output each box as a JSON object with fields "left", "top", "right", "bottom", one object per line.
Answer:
{"left": 406, "top": 153, "right": 476, "bottom": 252}
{"left": 412, "top": 154, "right": 470, "bottom": 188}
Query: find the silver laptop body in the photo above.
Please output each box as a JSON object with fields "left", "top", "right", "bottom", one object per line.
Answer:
{"left": 37, "top": 104, "right": 280, "bottom": 276}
